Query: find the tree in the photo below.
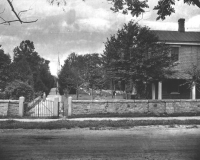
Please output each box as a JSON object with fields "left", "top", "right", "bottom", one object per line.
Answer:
{"left": 83, "top": 54, "right": 106, "bottom": 98}
{"left": 58, "top": 52, "right": 106, "bottom": 99}
{"left": 58, "top": 53, "right": 87, "bottom": 98}
{"left": 0, "top": 47, "right": 11, "bottom": 91}
{"left": 9, "top": 58, "right": 34, "bottom": 87}
{"left": 13, "top": 40, "right": 54, "bottom": 95}
{"left": 103, "top": 20, "right": 174, "bottom": 98}
{"left": 5, "top": 80, "right": 34, "bottom": 102}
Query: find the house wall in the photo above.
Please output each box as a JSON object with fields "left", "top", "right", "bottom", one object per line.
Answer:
{"left": 70, "top": 99, "right": 200, "bottom": 116}
{"left": 0, "top": 100, "right": 19, "bottom": 116}
{"left": 176, "top": 45, "right": 200, "bottom": 71}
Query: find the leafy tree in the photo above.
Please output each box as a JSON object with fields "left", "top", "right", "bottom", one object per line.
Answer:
{"left": 0, "top": 48, "right": 11, "bottom": 91}
{"left": 103, "top": 20, "right": 174, "bottom": 98}
{"left": 5, "top": 80, "right": 34, "bottom": 102}
{"left": 9, "top": 58, "right": 34, "bottom": 87}
{"left": 58, "top": 52, "right": 106, "bottom": 99}
{"left": 83, "top": 54, "right": 106, "bottom": 97}
{"left": 13, "top": 40, "right": 54, "bottom": 95}
{"left": 58, "top": 53, "right": 86, "bottom": 98}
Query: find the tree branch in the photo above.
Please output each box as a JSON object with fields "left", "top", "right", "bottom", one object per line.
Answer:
{"left": 0, "top": 0, "right": 38, "bottom": 25}
{"left": 191, "top": 0, "right": 200, "bottom": 8}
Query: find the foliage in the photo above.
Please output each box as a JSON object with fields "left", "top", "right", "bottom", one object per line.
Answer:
{"left": 5, "top": 80, "right": 34, "bottom": 102}
{"left": 13, "top": 40, "right": 55, "bottom": 95}
{"left": 58, "top": 53, "right": 106, "bottom": 98}
{"left": 103, "top": 20, "right": 174, "bottom": 98}
{"left": 108, "top": 0, "right": 200, "bottom": 20}
{"left": 9, "top": 58, "right": 34, "bottom": 87}
{"left": 1, "top": 0, "right": 200, "bottom": 25}
{"left": 181, "top": 64, "right": 200, "bottom": 91}
{"left": 0, "top": 49, "right": 11, "bottom": 91}
{"left": 48, "top": 0, "right": 200, "bottom": 21}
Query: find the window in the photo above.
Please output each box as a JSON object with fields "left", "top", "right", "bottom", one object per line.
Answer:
{"left": 170, "top": 47, "right": 179, "bottom": 62}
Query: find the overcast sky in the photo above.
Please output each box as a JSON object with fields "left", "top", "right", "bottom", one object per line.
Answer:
{"left": 0, "top": 0, "right": 200, "bottom": 76}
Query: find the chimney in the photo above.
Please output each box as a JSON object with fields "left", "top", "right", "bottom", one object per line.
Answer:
{"left": 178, "top": 18, "right": 185, "bottom": 32}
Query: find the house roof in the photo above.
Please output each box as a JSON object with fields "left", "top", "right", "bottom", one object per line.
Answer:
{"left": 151, "top": 30, "right": 200, "bottom": 43}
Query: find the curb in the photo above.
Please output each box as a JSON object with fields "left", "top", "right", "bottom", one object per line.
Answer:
{"left": 1, "top": 116, "right": 200, "bottom": 122}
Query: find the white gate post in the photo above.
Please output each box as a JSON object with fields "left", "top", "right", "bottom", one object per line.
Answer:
{"left": 158, "top": 81, "right": 162, "bottom": 100}
{"left": 19, "top": 96, "right": 25, "bottom": 117}
{"left": 152, "top": 83, "right": 156, "bottom": 100}
{"left": 192, "top": 82, "right": 196, "bottom": 100}
{"left": 53, "top": 97, "right": 59, "bottom": 117}
{"left": 68, "top": 96, "right": 72, "bottom": 116}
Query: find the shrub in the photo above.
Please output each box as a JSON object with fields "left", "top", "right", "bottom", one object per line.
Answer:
{"left": 5, "top": 80, "right": 34, "bottom": 102}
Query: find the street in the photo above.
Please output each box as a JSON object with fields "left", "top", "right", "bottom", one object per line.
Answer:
{"left": 0, "top": 126, "right": 200, "bottom": 160}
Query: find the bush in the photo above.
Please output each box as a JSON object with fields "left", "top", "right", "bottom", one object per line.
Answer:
{"left": 5, "top": 80, "right": 34, "bottom": 102}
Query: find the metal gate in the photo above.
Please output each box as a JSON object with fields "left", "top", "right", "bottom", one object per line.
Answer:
{"left": 30, "top": 100, "right": 54, "bottom": 117}
{"left": 24, "top": 99, "right": 54, "bottom": 117}
{"left": 24, "top": 97, "right": 64, "bottom": 117}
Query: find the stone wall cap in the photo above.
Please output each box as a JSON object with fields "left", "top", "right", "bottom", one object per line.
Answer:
{"left": 72, "top": 100, "right": 135, "bottom": 103}
{"left": 0, "top": 100, "right": 19, "bottom": 103}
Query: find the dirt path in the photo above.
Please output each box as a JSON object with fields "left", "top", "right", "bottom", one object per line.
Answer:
{"left": 0, "top": 126, "right": 200, "bottom": 160}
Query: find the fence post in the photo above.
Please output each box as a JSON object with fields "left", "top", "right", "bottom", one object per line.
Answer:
{"left": 68, "top": 96, "right": 72, "bottom": 117}
{"left": 19, "top": 96, "right": 25, "bottom": 117}
{"left": 53, "top": 97, "right": 59, "bottom": 117}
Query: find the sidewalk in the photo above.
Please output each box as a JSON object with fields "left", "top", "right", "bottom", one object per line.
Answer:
{"left": 1, "top": 116, "right": 200, "bottom": 122}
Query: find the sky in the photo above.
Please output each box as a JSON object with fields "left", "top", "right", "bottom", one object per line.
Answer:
{"left": 0, "top": 0, "right": 200, "bottom": 76}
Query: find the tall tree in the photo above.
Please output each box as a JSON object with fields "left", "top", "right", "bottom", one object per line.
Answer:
{"left": 0, "top": 47, "right": 11, "bottom": 91}
{"left": 13, "top": 40, "right": 54, "bottom": 95}
{"left": 9, "top": 58, "right": 34, "bottom": 87}
{"left": 58, "top": 52, "right": 105, "bottom": 99}
{"left": 103, "top": 20, "right": 174, "bottom": 98}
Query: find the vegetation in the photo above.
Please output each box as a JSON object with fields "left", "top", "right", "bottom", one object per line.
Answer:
{"left": 4, "top": 80, "right": 34, "bottom": 102}
{"left": 58, "top": 21, "right": 175, "bottom": 99}
{"left": 0, "top": 41, "right": 55, "bottom": 101}
{"left": 58, "top": 53, "right": 108, "bottom": 99}
{"left": 1, "top": 0, "right": 200, "bottom": 25}
{"left": 0, "top": 119, "right": 200, "bottom": 129}
{"left": 0, "top": 48, "right": 11, "bottom": 91}
{"left": 103, "top": 21, "right": 174, "bottom": 98}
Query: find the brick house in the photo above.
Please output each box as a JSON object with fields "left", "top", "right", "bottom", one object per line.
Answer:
{"left": 151, "top": 18, "right": 200, "bottom": 100}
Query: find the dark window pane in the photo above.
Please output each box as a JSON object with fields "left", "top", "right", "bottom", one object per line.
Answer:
{"left": 171, "top": 47, "right": 179, "bottom": 62}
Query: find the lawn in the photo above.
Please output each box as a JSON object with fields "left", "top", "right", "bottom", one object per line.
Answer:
{"left": 1, "top": 119, "right": 200, "bottom": 129}
{"left": 69, "top": 88, "right": 125, "bottom": 100}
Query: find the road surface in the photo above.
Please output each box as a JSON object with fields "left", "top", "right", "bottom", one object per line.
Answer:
{"left": 0, "top": 126, "right": 200, "bottom": 160}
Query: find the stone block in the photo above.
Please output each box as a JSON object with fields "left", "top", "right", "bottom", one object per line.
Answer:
{"left": 0, "top": 103, "right": 8, "bottom": 116}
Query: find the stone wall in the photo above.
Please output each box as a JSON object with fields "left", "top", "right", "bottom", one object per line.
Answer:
{"left": 0, "top": 100, "right": 19, "bottom": 116}
{"left": 71, "top": 99, "right": 200, "bottom": 116}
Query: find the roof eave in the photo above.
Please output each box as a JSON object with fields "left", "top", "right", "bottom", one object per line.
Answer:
{"left": 158, "top": 41, "right": 200, "bottom": 46}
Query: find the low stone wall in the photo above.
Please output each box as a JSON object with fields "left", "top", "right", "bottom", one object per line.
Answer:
{"left": 71, "top": 99, "right": 200, "bottom": 116}
{"left": 0, "top": 100, "right": 19, "bottom": 116}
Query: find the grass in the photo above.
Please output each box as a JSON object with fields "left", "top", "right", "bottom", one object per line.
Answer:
{"left": 1, "top": 119, "right": 200, "bottom": 129}
{"left": 68, "top": 112, "right": 200, "bottom": 118}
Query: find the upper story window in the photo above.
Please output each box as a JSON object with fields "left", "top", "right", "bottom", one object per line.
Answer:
{"left": 170, "top": 47, "right": 179, "bottom": 62}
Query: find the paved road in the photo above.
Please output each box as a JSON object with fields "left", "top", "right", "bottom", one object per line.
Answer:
{"left": 0, "top": 126, "right": 200, "bottom": 160}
